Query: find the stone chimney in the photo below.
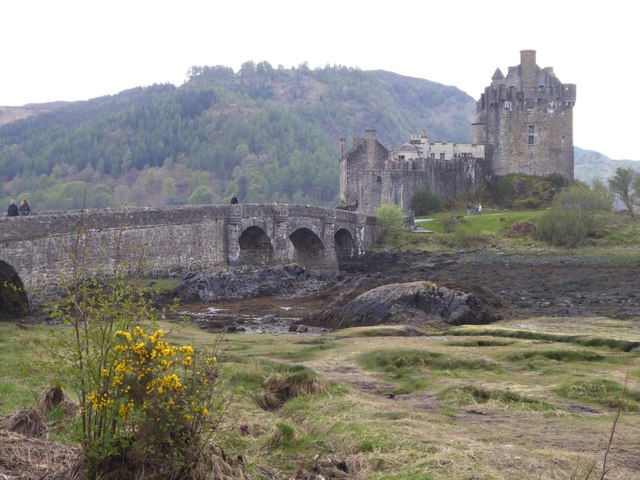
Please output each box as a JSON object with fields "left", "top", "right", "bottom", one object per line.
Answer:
{"left": 365, "top": 130, "right": 377, "bottom": 169}
{"left": 520, "top": 50, "right": 537, "bottom": 89}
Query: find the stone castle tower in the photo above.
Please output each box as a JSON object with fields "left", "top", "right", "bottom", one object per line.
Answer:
{"left": 472, "top": 50, "right": 576, "bottom": 180}
{"left": 339, "top": 50, "right": 576, "bottom": 215}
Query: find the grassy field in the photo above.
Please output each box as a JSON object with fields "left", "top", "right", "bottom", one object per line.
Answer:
{"left": 2, "top": 316, "right": 639, "bottom": 479}
{"left": 398, "top": 208, "right": 640, "bottom": 254}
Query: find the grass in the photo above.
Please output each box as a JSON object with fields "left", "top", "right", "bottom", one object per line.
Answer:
{"left": 2, "top": 316, "right": 640, "bottom": 478}
{"left": 438, "top": 385, "right": 556, "bottom": 411}
{"left": 359, "top": 349, "right": 495, "bottom": 372}
{"left": 389, "top": 208, "right": 640, "bottom": 254}
{"left": 0, "top": 323, "right": 56, "bottom": 415}
{"left": 554, "top": 379, "right": 640, "bottom": 411}
{"left": 445, "top": 321, "right": 640, "bottom": 352}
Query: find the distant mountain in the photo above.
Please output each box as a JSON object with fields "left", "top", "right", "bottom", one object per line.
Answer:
{"left": 574, "top": 147, "right": 640, "bottom": 184}
{"left": 0, "top": 63, "right": 475, "bottom": 210}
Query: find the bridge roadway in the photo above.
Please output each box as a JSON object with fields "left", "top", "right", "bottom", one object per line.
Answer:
{"left": 0, "top": 203, "right": 377, "bottom": 314}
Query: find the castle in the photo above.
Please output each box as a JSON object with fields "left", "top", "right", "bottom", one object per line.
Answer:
{"left": 339, "top": 50, "right": 577, "bottom": 215}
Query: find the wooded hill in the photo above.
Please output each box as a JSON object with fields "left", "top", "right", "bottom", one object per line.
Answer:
{"left": 0, "top": 62, "right": 475, "bottom": 210}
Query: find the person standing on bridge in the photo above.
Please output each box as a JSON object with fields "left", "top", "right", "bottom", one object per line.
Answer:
{"left": 231, "top": 193, "right": 239, "bottom": 205}
{"left": 19, "top": 199, "right": 31, "bottom": 216}
{"left": 7, "top": 199, "right": 18, "bottom": 217}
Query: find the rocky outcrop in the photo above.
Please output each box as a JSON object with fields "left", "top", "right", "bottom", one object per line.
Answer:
{"left": 304, "top": 280, "right": 500, "bottom": 329}
{"left": 173, "top": 264, "right": 340, "bottom": 302}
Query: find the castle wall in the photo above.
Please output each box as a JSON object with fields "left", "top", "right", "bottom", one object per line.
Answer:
{"left": 381, "top": 157, "right": 491, "bottom": 214}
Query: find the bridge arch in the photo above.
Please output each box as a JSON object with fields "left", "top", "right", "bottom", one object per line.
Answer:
{"left": 0, "top": 261, "right": 30, "bottom": 317}
{"left": 287, "top": 227, "right": 325, "bottom": 268}
{"left": 238, "top": 226, "right": 274, "bottom": 265}
{"left": 334, "top": 228, "right": 356, "bottom": 265}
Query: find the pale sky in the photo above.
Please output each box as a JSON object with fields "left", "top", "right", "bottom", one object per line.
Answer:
{"left": 2, "top": 0, "right": 638, "bottom": 160}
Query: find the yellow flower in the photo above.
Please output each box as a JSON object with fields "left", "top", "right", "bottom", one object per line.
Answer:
{"left": 150, "top": 329, "right": 164, "bottom": 343}
{"left": 115, "top": 330, "right": 132, "bottom": 342}
{"left": 114, "top": 360, "right": 127, "bottom": 374}
{"left": 180, "top": 345, "right": 194, "bottom": 355}
{"left": 182, "top": 356, "right": 193, "bottom": 367}
{"left": 100, "top": 369, "right": 109, "bottom": 378}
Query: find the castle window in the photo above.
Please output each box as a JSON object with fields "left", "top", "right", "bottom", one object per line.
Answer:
{"left": 528, "top": 126, "right": 535, "bottom": 145}
{"left": 430, "top": 153, "right": 435, "bottom": 159}
{"left": 439, "top": 153, "right": 445, "bottom": 160}
{"left": 376, "top": 175, "right": 382, "bottom": 182}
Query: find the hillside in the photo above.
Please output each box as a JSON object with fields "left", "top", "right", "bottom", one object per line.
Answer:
{"left": 0, "top": 63, "right": 475, "bottom": 210}
{"left": 574, "top": 147, "right": 640, "bottom": 183}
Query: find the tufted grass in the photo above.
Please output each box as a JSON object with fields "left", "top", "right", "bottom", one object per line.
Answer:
{"left": 2, "top": 316, "right": 640, "bottom": 479}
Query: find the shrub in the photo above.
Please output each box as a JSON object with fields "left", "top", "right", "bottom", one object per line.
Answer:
{"left": 411, "top": 188, "right": 444, "bottom": 215}
{"left": 375, "top": 204, "right": 405, "bottom": 243}
{"left": 534, "top": 184, "right": 612, "bottom": 247}
{"left": 47, "top": 217, "right": 225, "bottom": 478}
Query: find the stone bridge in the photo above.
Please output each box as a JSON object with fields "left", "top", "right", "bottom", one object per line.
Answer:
{"left": 0, "top": 204, "right": 377, "bottom": 315}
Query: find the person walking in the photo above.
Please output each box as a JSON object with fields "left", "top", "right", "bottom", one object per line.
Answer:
{"left": 19, "top": 199, "right": 31, "bottom": 216}
{"left": 230, "top": 193, "right": 239, "bottom": 205}
{"left": 7, "top": 199, "right": 19, "bottom": 217}
{"left": 466, "top": 202, "right": 472, "bottom": 216}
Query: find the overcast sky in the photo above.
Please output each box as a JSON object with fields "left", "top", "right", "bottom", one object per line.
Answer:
{"left": 2, "top": 0, "right": 638, "bottom": 160}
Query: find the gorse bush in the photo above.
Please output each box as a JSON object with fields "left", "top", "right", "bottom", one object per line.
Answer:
{"left": 47, "top": 214, "right": 225, "bottom": 478}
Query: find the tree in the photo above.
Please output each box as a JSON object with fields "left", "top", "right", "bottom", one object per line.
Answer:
{"left": 608, "top": 167, "right": 636, "bottom": 216}
{"left": 161, "top": 176, "right": 178, "bottom": 204}
{"left": 188, "top": 185, "right": 214, "bottom": 204}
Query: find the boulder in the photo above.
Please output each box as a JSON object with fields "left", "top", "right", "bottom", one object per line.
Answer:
{"left": 304, "top": 280, "right": 499, "bottom": 329}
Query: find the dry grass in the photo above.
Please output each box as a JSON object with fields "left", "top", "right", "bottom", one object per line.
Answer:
{"left": 1, "top": 318, "right": 639, "bottom": 479}
{"left": 0, "top": 430, "right": 80, "bottom": 479}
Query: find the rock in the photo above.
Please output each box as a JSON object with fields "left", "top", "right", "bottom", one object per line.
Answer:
{"left": 296, "top": 325, "right": 309, "bottom": 333}
{"left": 173, "top": 264, "right": 340, "bottom": 302}
{"left": 261, "top": 314, "right": 276, "bottom": 323}
{"left": 304, "top": 280, "right": 499, "bottom": 328}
